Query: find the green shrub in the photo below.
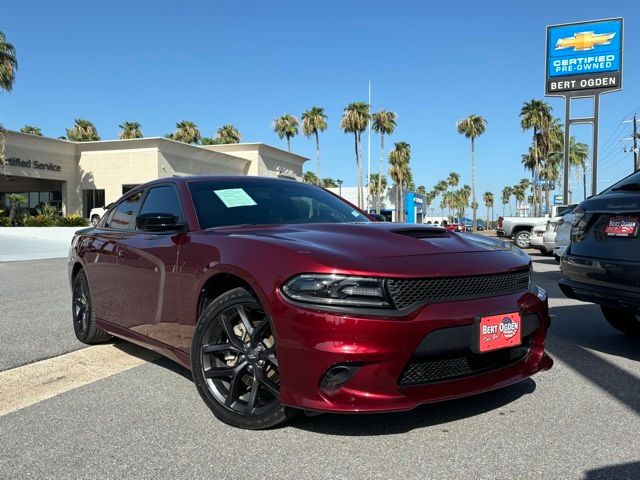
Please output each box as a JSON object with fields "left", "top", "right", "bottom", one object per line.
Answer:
{"left": 23, "top": 214, "right": 58, "bottom": 227}
{"left": 0, "top": 217, "right": 10, "bottom": 227}
{"left": 58, "top": 214, "right": 89, "bottom": 227}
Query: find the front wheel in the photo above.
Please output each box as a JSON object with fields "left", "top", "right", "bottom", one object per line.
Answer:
{"left": 191, "top": 287, "right": 293, "bottom": 429}
{"left": 514, "top": 230, "right": 531, "bottom": 249}
{"left": 601, "top": 307, "right": 640, "bottom": 337}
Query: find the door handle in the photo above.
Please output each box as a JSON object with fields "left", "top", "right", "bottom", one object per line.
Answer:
{"left": 117, "top": 249, "right": 128, "bottom": 258}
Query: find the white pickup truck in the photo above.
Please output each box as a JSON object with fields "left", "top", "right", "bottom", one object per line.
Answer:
{"left": 496, "top": 205, "right": 574, "bottom": 248}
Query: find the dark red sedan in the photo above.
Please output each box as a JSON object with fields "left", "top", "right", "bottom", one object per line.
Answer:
{"left": 68, "top": 176, "right": 552, "bottom": 429}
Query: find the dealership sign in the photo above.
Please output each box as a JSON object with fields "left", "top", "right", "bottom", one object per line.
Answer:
{"left": 6, "top": 157, "right": 62, "bottom": 172}
{"left": 545, "top": 18, "right": 623, "bottom": 95}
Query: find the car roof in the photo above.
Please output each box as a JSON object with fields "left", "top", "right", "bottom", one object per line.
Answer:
{"left": 151, "top": 175, "right": 300, "bottom": 187}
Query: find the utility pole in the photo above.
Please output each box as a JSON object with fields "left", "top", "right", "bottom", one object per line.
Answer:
{"left": 634, "top": 113, "right": 639, "bottom": 171}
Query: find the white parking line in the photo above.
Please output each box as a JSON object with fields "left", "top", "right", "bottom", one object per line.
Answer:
{"left": 0, "top": 343, "right": 159, "bottom": 416}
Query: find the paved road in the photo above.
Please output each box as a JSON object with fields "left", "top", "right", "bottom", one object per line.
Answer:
{"left": 0, "top": 258, "right": 85, "bottom": 371}
{"left": 1, "top": 253, "right": 639, "bottom": 479}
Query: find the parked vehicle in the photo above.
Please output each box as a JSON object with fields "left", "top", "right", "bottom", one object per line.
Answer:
{"left": 529, "top": 224, "right": 548, "bottom": 254}
{"left": 496, "top": 204, "right": 574, "bottom": 248}
{"left": 553, "top": 211, "right": 576, "bottom": 261}
{"left": 69, "top": 176, "right": 552, "bottom": 429}
{"left": 89, "top": 202, "right": 113, "bottom": 226}
{"left": 559, "top": 171, "right": 640, "bottom": 337}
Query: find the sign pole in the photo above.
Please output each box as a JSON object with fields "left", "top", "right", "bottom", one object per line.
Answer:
{"left": 591, "top": 94, "right": 600, "bottom": 195}
{"left": 563, "top": 96, "right": 571, "bottom": 204}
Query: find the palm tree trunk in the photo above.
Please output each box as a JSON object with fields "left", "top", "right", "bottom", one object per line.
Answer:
{"left": 378, "top": 133, "right": 385, "bottom": 213}
{"left": 354, "top": 132, "right": 361, "bottom": 208}
{"left": 545, "top": 185, "right": 550, "bottom": 215}
{"left": 399, "top": 182, "right": 404, "bottom": 222}
{"left": 315, "top": 130, "right": 320, "bottom": 180}
{"left": 287, "top": 136, "right": 291, "bottom": 153}
{"left": 583, "top": 166, "right": 587, "bottom": 200}
{"left": 471, "top": 138, "right": 477, "bottom": 231}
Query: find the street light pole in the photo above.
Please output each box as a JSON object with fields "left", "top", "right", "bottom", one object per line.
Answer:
{"left": 337, "top": 179, "right": 343, "bottom": 197}
{"left": 634, "top": 113, "right": 639, "bottom": 171}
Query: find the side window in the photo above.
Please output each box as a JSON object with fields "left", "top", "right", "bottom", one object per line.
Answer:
{"left": 108, "top": 192, "right": 143, "bottom": 229}
{"left": 138, "top": 186, "right": 183, "bottom": 225}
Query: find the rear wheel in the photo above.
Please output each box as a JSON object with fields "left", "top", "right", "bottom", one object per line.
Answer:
{"left": 601, "top": 306, "right": 640, "bottom": 337}
{"left": 72, "top": 270, "right": 112, "bottom": 344}
{"left": 514, "top": 230, "right": 531, "bottom": 249}
{"left": 191, "top": 287, "right": 293, "bottom": 429}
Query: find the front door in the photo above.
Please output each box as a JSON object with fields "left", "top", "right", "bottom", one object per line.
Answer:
{"left": 116, "top": 185, "right": 186, "bottom": 347}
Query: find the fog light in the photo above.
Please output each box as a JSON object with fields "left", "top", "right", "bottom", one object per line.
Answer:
{"left": 320, "top": 364, "right": 360, "bottom": 391}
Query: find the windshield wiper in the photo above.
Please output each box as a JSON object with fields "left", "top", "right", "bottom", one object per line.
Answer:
{"left": 205, "top": 223, "right": 264, "bottom": 230}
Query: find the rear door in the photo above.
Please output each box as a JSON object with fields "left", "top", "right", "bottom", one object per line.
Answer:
{"left": 115, "top": 184, "right": 186, "bottom": 347}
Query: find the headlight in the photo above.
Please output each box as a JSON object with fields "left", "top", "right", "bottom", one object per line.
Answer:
{"left": 281, "top": 274, "right": 391, "bottom": 308}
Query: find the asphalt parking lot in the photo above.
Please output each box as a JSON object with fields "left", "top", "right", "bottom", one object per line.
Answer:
{"left": 1, "top": 253, "right": 639, "bottom": 480}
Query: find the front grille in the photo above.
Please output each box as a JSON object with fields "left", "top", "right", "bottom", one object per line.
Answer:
{"left": 392, "top": 228, "right": 446, "bottom": 239}
{"left": 387, "top": 270, "right": 530, "bottom": 310}
{"left": 399, "top": 342, "right": 530, "bottom": 386}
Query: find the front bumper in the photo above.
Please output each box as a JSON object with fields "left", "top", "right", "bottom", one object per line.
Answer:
{"left": 273, "top": 291, "right": 551, "bottom": 413}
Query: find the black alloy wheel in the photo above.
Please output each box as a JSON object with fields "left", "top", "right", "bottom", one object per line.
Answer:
{"left": 71, "top": 270, "right": 111, "bottom": 344}
{"left": 192, "top": 287, "right": 292, "bottom": 429}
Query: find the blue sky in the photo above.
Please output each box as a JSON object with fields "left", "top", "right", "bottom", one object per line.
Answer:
{"left": 2, "top": 0, "right": 639, "bottom": 208}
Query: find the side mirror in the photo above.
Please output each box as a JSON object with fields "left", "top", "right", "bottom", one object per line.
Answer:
{"left": 136, "top": 212, "right": 185, "bottom": 232}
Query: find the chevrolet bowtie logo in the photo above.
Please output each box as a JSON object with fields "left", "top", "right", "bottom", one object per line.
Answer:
{"left": 555, "top": 31, "right": 616, "bottom": 51}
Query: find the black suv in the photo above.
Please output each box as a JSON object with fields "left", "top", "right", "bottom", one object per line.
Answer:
{"left": 559, "top": 170, "right": 640, "bottom": 337}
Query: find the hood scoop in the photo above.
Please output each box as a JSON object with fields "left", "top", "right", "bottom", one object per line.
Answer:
{"left": 392, "top": 228, "right": 447, "bottom": 239}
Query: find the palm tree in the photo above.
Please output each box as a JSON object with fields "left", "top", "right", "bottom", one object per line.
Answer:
{"left": 303, "top": 171, "right": 320, "bottom": 185}
{"left": 322, "top": 178, "right": 338, "bottom": 188}
{"left": 513, "top": 178, "right": 530, "bottom": 215}
{"left": 501, "top": 186, "right": 513, "bottom": 216}
{"left": 372, "top": 110, "right": 397, "bottom": 213}
{"left": 0, "top": 32, "right": 17, "bottom": 93}
{"left": 433, "top": 180, "right": 448, "bottom": 219}
{"left": 20, "top": 125, "right": 42, "bottom": 136}
{"left": 570, "top": 139, "right": 589, "bottom": 200}
{"left": 66, "top": 119, "right": 100, "bottom": 142}
{"left": 118, "top": 121, "right": 143, "bottom": 139}
{"left": 369, "top": 173, "right": 387, "bottom": 211}
{"left": 483, "top": 191, "right": 494, "bottom": 227}
{"left": 341, "top": 102, "right": 371, "bottom": 209}
{"left": 214, "top": 124, "right": 242, "bottom": 144}
{"left": 8, "top": 193, "right": 26, "bottom": 225}
{"left": 459, "top": 185, "right": 472, "bottom": 222}
{"left": 520, "top": 100, "right": 552, "bottom": 216}
{"left": 167, "top": 120, "right": 201, "bottom": 144}
{"left": 301, "top": 107, "right": 328, "bottom": 179}
{"left": 447, "top": 172, "right": 460, "bottom": 190}
{"left": 456, "top": 114, "right": 487, "bottom": 230}
{"left": 388, "top": 142, "right": 411, "bottom": 222}
{"left": 273, "top": 114, "right": 299, "bottom": 153}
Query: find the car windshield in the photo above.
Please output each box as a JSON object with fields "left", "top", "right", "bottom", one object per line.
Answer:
{"left": 608, "top": 171, "right": 640, "bottom": 192}
{"left": 188, "top": 179, "right": 370, "bottom": 229}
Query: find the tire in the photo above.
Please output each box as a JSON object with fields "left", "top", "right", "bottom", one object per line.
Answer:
{"left": 91, "top": 215, "right": 100, "bottom": 226}
{"left": 72, "top": 270, "right": 112, "bottom": 344}
{"left": 514, "top": 230, "right": 531, "bottom": 249}
{"left": 191, "top": 287, "right": 294, "bottom": 429}
{"left": 601, "top": 307, "right": 640, "bottom": 337}
{"left": 554, "top": 254, "right": 560, "bottom": 263}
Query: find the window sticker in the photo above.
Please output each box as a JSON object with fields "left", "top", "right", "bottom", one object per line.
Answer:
{"left": 351, "top": 210, "right": 360, "bottom": 217}
{"left": 213, "top": 188, "right": 257, "bottom": 208}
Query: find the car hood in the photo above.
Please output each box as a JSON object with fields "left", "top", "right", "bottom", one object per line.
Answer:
{"left": 208, "top": 223, "right": 514, "bottom": 259}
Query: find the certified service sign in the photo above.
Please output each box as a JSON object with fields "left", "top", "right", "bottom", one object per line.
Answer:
{"left": 546, "top": 18, "right": 623, "bottom": 95}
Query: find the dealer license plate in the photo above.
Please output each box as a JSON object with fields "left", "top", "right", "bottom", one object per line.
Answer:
{"left": 604, "top": 215, "right": 638, "bottom": 237}
{"left": 477, "top": 312, "right": 522, "bottom": 353}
